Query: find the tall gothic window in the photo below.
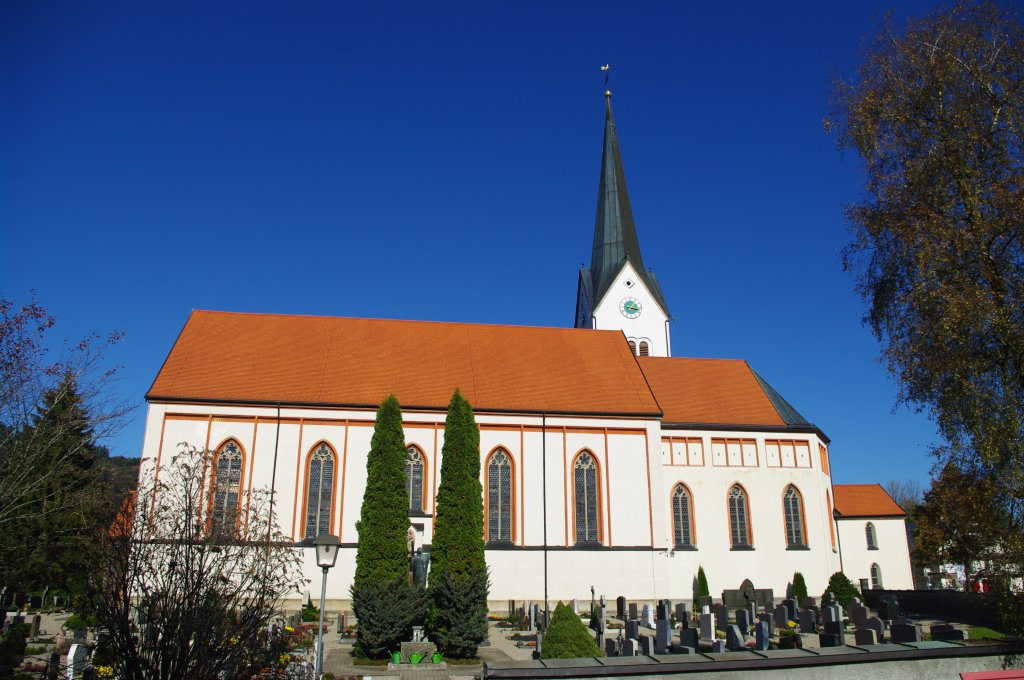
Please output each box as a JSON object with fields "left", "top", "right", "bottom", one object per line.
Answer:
{"left": 866, "top": 522, "right": 878, "bottom": 549}
{"left": 211, "top": 440, "right": 243, "bottom": 538}
{"left": 728, "top": 484, "right": 751, "bottom": 547}
{"left": 304, "top": 443, "right": 335, "bottom": 539}
{"left": 671, "top": 484, "right": 693, "bottom": 548}
{"left": 487, "top": 449, "right": 513, "bottom": 542}
{"left": 574, "top": 451, "right": 600, "bottom": 544}
{"left": 870, "top": 563, "right": 883, "bottom": 589}
{"left": 783, "top": 485, "right": 805, "bottom": 547}
{"left": 406, "top": 446, "right": 425, "bottom": 514}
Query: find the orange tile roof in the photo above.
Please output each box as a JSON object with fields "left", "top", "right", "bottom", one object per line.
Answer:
{"left": 637, "top": 356, "right": 787, "bottom": 427}
{"left": 148, "top": 310, "right": 662, "bottom": 416}
{"left": 833, "top": 484, "right": 906, "bottom": 518}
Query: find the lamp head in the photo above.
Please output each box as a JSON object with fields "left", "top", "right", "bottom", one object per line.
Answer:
{"left": 313, "top": 533, "right": 341, "bottom": 569}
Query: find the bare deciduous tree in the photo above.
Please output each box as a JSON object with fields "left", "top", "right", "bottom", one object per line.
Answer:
{"left": 88, "top": 445, "right": 306, "bottom": 680}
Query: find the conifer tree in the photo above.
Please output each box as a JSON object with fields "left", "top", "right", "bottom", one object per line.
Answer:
{"left": 540, "top": 602, "right": 601, "bottom": 659}
{"left": 426, "top": 389, "right": 489, "bottom": 657}
{"left": 695, "top": 565, "right": 709, "bottom": 605}
{"left": 792, "top": 572, "right": 808, "bottom": 606}
{"left": 351, "top": 395, "right": 426, "bottom": 658}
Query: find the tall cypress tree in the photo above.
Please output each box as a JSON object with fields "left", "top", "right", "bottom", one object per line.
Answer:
{"left": 351, "top": 394, "right": 425, "bottom": 658}
{"left": 426, "top": 389, "right": 489, "bottom": 657}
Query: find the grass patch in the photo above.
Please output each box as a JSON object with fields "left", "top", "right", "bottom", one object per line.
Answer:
{"left": 24, "top": 646, "right": 46, "bottom": 655}
{"left": 352, "top": 658, "right": 389, "bottom": 666}
{"left": 968, "top": 626, "right": 1005, "bottom": 640}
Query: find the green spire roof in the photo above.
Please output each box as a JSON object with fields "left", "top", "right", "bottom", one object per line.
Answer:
{"left": 589, "top": 93, "right": 669, "bottom": 316}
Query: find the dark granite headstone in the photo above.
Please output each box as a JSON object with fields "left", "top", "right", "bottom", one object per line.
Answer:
{"left": 825, "top": 619, "right": 846, "bottom": 645}
{"left": 623, "top": 637, "right": 639, "bottom": 656}
{"left": 655, "top": 619, "right": 671, "bottom": 654}
{"left": 605, "top": 638, "right": 618, "bottom": 656}
{"left": 865, "top": 616, "right": 885, "bottom": 642}
{"left": 699, "top": 595, "right": 714, "bottom": 609}
{"left": 783, "top": 598, "right": 798, "bottom": 622}
{"left": 930, "top": 624, "right": 966, "bottom": 641}
{"left": 715, "top": 605, "right": 729, "bottom": 630}
{"left": 616, "top": 596, "right": 627, "bottom": 620}
{"left": 725, "top": 624, "right": 744, "bottom": 650}
{"left": 798, "top": 608, "right": 816, "bottom": 633}
{"left": 774, "top": 604, "right": 789, "bottom": 629}
{"left": 680, "top": 628, "right": 699, "bottom": 649}
{"left": 699, "top": 613, "right": 714, "bottom": 640}
{"left": 29, "top": 614, "right": 40, "bottom": 638}
{"left": 854, "top": 629, "right": 878, "bottom": 645}
{"left": 657, "top": 602, "right": 671, "bottom": 622}
{"left": 890, "top": 622, "right": 918, "bottom": 643}
{"left": 625, "top": 620, "right": 639, "bottom": 641}
{"left": 639, "top": 635, "right": 654, "bottom": 656}
{"left": 711, "top": 639, "right": 726, "bottom": 653}
{"left": 735, "top": 608, "right": 750, "bottom": 631}
{"left": 675, "top": 602, "right": 688, "bottom": 624}
{"left": 818, "top": 633, "right": 839, "bottom": 647}
{"left": 878, "top": 598, "right": 899, "bottom": 621}
{"left": 755, "top": 621, "right": 770, "bottom": 650}
{"left": 629, "top": 603, "right": 638, "bottom": 621}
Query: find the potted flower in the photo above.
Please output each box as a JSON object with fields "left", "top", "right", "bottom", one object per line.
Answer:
{"left": 778, "top": 620, "right": 802, "bottom": 649}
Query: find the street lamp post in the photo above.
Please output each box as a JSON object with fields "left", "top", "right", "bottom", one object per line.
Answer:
{"left": 313, "top": 533, "right": 341, "bottom": 680}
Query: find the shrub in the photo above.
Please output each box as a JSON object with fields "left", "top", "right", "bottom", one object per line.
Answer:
{"left": 696, "top": 566, "right": 709, "bottom": 604}
{"left": 793, "top": 572, "right": 808, "bottom": 605}
{"left": 300, "top": 602, "right": 319, "bottom": 622}
{"left": 425, "top": 390, "right": 489, "bottom": 658}
{"left": 540, "top": 602, "right": 602, "bottom": 659}
{"left": 63, "top": 613, "right": 97, "bottom": 630}
{"left": 0, "top": 624, "right": 29, "bottom": 677}
{"left": 822, "top": 571, "right": 860, "bottom": 607}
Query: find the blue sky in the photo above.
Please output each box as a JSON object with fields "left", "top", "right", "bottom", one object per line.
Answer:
{"left": 2, "top": 1, "right": 943, "bottom": 485}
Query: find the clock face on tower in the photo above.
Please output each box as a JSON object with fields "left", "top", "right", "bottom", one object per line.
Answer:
{"left": 620, "top": 297, "right": 642, "bottom": 319}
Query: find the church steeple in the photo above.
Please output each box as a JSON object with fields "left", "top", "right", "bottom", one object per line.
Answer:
{"left": 590, "top": 91, "right": 646, "bottom": 302}
{"left": 575, "top": 90, "right": 672, "bottom": 356}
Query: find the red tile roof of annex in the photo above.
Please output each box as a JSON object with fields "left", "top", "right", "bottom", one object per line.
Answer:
{"left": 833, "top": 484, "right": 906, "bottom": 518}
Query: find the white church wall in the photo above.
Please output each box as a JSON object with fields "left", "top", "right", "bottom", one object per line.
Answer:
{"left": 591, "top": 261, "right": 669, "bottom": 357}
{"left": 837, "top": 517, "right": 914, "bottom": 591}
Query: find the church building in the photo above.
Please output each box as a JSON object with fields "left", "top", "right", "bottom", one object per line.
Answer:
{"left": 138, "top": 93, "right": 913, "bottom": 607}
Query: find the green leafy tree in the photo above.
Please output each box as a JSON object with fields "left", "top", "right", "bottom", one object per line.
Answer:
{"left": 351, "top": 395, "right": 426, "bottom": 658}
{"left": 540, "top": 602, "right": 601, "bottom": 659}
{"left": 822, "top": 572, "right": 860, "bottom": 608}
{"left": 792, "top": 572, "right": 808, "bottom": 606}
{"left": 695, "top": 565, "right": 709, "bottom": 605}
{"left": 828, "top": 0, "right": 1024, "bottom": 629}
{"left": 425, "top": 390, "right": 489, "bottom": 658}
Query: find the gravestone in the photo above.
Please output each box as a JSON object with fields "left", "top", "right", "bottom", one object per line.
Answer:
{"left": 725, "top": 624, "right": 744, "bottom": 650}
{"left": 798, "top": 609, "right": 816, "bottom": 633}
{"left": 605, "top": 638, "right": 618, "bottom": 657}
{"left": 655, "top": 619, "right": 671, "bottom": 654}
{"left": 847, "top": 596, "right": 861, "bottom": 611}
{"left": 72, "top": 628, "right": 87, "bottom": 644}
{"left": 715, "top": 606, "right": 729, "bottom": 630}
{"left": 508, "top": 599, "right": 516, "bottom": 617}
{"left": 641, "top": 604, "right": 655, "bottom": 628}
{"left": 849, "top": 602, "right": 868, "bottom": 630}
{"left": 629, "top": 603, "right": 638, "bottom": 621}
{"left": 865, "top": 616, "right": 885, "bottom": 642}
{"left": 711, "top": 639, "right": 726, "bottom": 653}
{"left": 699, "top": 613, "right": 714, "bottom": 640}
{"left": 930, "top": 624, "right": 966, "bottom": 641}
{"left": 625, "top": 620, "right": 639, "bottom": 641}
{"left": 29, "top": 595, "right": 41, "bottom": 610}
{"left": 803, "top": 596, "right": 816, "bottom": 608}
{"left": 657, "top": 602, "right": 671, "bottom": 622}
{"left": 623, "top": 638, "right": 639, "bottom": 656}
{"left": 336, "top": 612, "right": 347, "bottom": 634}
{"left": 617, "top": 596, "right": 627, "bottom": 620}
{"left": 824, "top": 619, "right": 846, "bottom": 645}
{"left": 735, "top": 608, "right": 750, "bottom": 631}
{"left": 675, "top": 602, "right": 688, "bottom": 624}
{"left": 639, "top": 635, "right": 654, "bottom": 656}
{"left": 890, "top": 622, "right": 919, "bottom": 643}
{"left": 747, "top": 602, "right": 757, "bottom": 625}
{"left": 854, "top": 629, "right": 878, "bottom": 645}
{"left": 823, "top": 605, "right": 841, "bottom": 624}
{"left": 773, "top": 604, "right": 789, "bottom": 629}
{"left": 571, "top": 599, "right": 579, "bottom": 615}
{"left": 29, "top": 614, "right": 41, "bottom": 639}
{"left": 66, "top": 644, "right": 87, "bottom": 680}
{"left": 758, "top": 612, "right": 772, "bottom": 627}
{"left": 878, "top": 598, "right": 899, "bottom": 621}
{"left": 818, "top": 633, "right": 839, "bottom": 647}
{"left": 528, "top": 604, "right": 536, "bottom": 630}
{"left": 700, "top": 595, "right": 714, "bottom": 609}
{"left": 701, "top": 605, "right": 710, "bottom": 616}
{"left": 680, "top": 627, "right": 699, "bottom": 649}
{"left": 783, "top": 598, "right": 798, "bottom": 622}
{"left": 754, "top": 621, "right": 770, "bottom": 650}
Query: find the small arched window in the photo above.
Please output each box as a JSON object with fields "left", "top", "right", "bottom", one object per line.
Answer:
{"left": 627, "top": 340, "right": 637, "bottom": 355}
{"left": 574, "top": 451, "right": 600, "bottom": 544}
{"left": 671, "top": 484, "right": 694, "bottom": 548}
{"left": 728, "top": 484, "right": 751, "bottom": 548}
{"left": 487, "top": 449, "right": 513, "bottom": 542}
{"left": 638, "top": 341, "right": 650, "bottom": 356}
{"left": 866, "top": 522, "right": 878, "bottom": 550}
{"left": 304, "top": 443, "right": 335, "bottom": 539}
{"left": 870, "top": 563, "right": 883, "bottom": 589}
{"left": 406, "top": 446, "right": 425, "bottom": 514}
{"left": 211, "top": 440, "right": 244, "bottom": 538}
{"left": 783, "top": 485, "right": 805, "bottom": 548}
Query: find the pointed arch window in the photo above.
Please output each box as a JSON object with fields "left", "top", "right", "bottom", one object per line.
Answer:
{"left": 406, "top": 446, "right": 425, "bottom": 514}
{"left": 574, "top": 451, "right": 601, "bottom": 544}
{"left": 638, "top": 341, "right": 650, "bottom": 356}
{"left": 728, "top": 484, "right": 751, "bottom": 548}
{"left": 304, "top": 443, "right": 335, "bottom": 539}
{"left": 866, "top": 522, "right": 878, "bottom": 550}
{"left": 671, "top": 484, "right": 694, "bottom": 548}
{"left": 783, "top": 485, "right": 806, "bottom": 548}
{"left": 627, "top": 340, "right": 637, "bottom": 355}
{"left": 826, "top": 491, "right": 837, "bottom": 551}
{"left": 487, "top": 448, "right": 513, "bottom": 543}
{"left": 211, "top": 440, "right": 243, "bottom": 538}
{"left": 870, "top": 563, "right": 883, "bottom": 589}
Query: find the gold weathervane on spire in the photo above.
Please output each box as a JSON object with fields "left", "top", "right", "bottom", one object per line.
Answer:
{"left": 600, "top": 64, "right": 611, "bottom": 96}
